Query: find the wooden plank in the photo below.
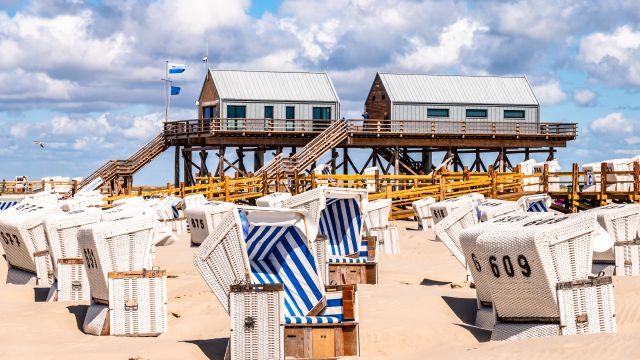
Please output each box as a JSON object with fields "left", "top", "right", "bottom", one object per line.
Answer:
{"left": 312, "top": 328, "right": 335, "bottom": 358}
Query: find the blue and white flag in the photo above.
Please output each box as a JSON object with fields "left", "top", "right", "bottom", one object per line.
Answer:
{"left": 171, "top": 86, "right": 181, "bottom": 95}
{"left": 168, "top": 63, "right": 186, "bottom": 74}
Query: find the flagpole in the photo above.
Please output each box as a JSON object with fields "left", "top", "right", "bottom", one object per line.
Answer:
{"left": 164, "top": 60, "right": 169, "bottom": 122}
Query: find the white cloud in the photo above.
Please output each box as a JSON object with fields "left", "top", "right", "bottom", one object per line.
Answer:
{"left": 578, "top": 25, "right": 640, "bottom": 86}
{"left": 590, "top": 112, "right": 634, "bottom": 134}
{"left": 531, "top": 80, "right": 567, "bottom": 105}
{"left": 493, "top": 0, "right": 576, "bottom": 41}
{"left": 119, "top": 113, "right": 164, "bottom": 140}
{"left": 394, "top": 18, "right": 488, "bottom": 72}
{"left": 573, "top": 89, "right": 598, "bottom": 106}
{"left": 625, "top": 136, "right": 640, "bottom": 145}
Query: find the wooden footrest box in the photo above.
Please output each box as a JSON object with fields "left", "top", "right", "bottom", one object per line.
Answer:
{"left": 328, "top": 263, "right": 377, "bottom": 285}
{"left": 284, "top": 323, "right": 359, "bottom": 359}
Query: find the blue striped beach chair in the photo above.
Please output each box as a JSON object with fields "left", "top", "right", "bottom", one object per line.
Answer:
{"left": 281, "top": 187, "right": 378, "bottom": 285}
{"left": 517, "top": 194, "right": 551, "bottom": 213}
{"left": 0, "top": 200, "right": 18, "bottom": 212}
{"left": 194, "top": 206, "right": 360, "bottom": 359}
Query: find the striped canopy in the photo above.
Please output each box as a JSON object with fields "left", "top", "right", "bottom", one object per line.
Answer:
{"left": 0, "top": 201, "right": 18, "bottom": 211}
{"left": 319, "top": 198, "right": 363, "bottom": 257}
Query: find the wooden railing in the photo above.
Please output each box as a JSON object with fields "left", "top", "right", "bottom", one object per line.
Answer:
{"left": 5, "top": 161, "right": 639, "bottom": 218}
{"left": 162, "top": 118, "right": 577, "bottom": 138}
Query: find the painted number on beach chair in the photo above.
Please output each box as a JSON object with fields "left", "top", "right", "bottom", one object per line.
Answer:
{"left": 14, "top": 204, "right": 43, "bottom": 212}
{"left": 0, "top": 232, "right": 20, "bottom": 247}
{"left": 472, "top": 253, "right": 531, "bottom": 278}
{"left": 190, "top": 218, "right": 205, "bottom": 229}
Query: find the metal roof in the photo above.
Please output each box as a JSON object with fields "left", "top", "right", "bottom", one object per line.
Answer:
{"left": 378, "top": 73, "right": 539, "bottom": 105}
{"left": 210, "top": 69, "right": 339, "bottom": 103}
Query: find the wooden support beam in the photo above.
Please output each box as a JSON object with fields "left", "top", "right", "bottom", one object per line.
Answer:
{"left": 571, "top": 163, "right": 579, "bottom": 213}
{"left": 174, "top": 145, "right": 181, "bottom": 187}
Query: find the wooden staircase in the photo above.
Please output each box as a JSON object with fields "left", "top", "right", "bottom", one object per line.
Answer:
{"left": 71, "top": 133, "right": 166, "bottom": 195}
{"left": 254, "top": 119, "right": 349, "bottom": 177}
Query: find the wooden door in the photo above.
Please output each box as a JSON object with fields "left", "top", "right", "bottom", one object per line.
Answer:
{"left": 312, "top": 328, "right": 335, "bottom": 358}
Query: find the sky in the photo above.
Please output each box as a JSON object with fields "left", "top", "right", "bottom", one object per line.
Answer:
{"left": 1, "top": 0, "right": 640, "bottom": 184}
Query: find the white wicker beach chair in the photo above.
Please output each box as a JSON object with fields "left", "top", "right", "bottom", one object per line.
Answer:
{"left": 582, "top": 162, "right": 602, "bottom": 192}
{"left": 184, "top": 201, "right": 235, "bottom": 246}
{"left": 363, "top": 199, "right": 399, "bottom": 255}
{"left": 194, "top": 205, "right": 359, "bottom": 359}
{"left": 0, "top": 199, "right": 62, "bottom": 285}
{"left": 518, "top": 159, "right": 537, "bottom": 192}
{"left": 255, "top": 192, "right": 292, "bottom": 208}
{"left": 363, "top": 166, "right": 379, "bottom": 193}
{"left": 43, "top": 208, "right": 102, "bottom": 301}
{"left": 60, "top": 190, "right": 103, "bottom": 211}
{"left": 476, "top": 199, "right": 521, "bottom": 222}
{"left": 411, "top": 197, "right": 436, "bottom": 231}
{"left": 605, "top": 159, "right": 633, "bottom": 192}
{"left": 433, "top": 197, "right": 478, "bottom": 268}
{"left": 281, "top": 187, "right": 377, "bottom": 285}
{"left": 474, "top": 213, "right": 616, "bottom": 340}
{"left": 430, "top": 194, "right": 484, "bottom": 226}
{"left": 517, "top": 194, "right": 552, "bottom": 213}
{"left": 78, "top": 214, "right": 166, "bottom": 336}
{"left": 183, "top": 194, "right": 207, "bottom": 209}
{"left": 533, "top": 160, "right": 561, "bottom": 192}
{"left": 0, "top": 199, "right": 19, "bottom": 211}
{"left": 586, "top": 204, "right": 640, "bottom": 276}
{"left": 460, "top": 213, "right": 555, "bottom": 330}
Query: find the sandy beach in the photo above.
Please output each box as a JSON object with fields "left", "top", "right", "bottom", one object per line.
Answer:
{"left": 1, "top": 220, "right": 639, "bottom": 360}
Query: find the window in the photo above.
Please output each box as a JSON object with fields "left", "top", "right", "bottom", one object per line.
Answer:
{"left": 427, "top": 108, "right": 449, "bottom": 117}
{"left": 227, "top": 105, "right": 246, "bottom": 130}
{"left": 372, "top": 95, "right": 376, "bottom": 101}
{"left": 466, "top": 109, "right": 487, "bottom": 118}
{"left": 264, "top": 106, "right": 274, "bottom": 119}
{"left": 504, "top": 110, "right": 525, "bottom": 119}
{"left": 312, "top": 107, "right": 331, "bottom": 120}
{"left": 286, "top": 106, "right": 295, "bottom": 131}
{"left": 382, "top": 94, "right": 386, "bottom": 100}
{"left": 202, "top": 105, "right": 216, "bottom": 119}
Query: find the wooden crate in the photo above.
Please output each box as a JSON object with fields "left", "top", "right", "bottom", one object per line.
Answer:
{"left": 284, "top": 323, "right": 359, "bottom": 358}
{"left": 328, "top": 263, "right": 377, "bottom": 285}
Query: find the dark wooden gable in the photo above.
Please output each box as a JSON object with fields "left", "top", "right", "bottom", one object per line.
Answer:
{"left": 364, "top": 73, "right": 391, "bottom": 121}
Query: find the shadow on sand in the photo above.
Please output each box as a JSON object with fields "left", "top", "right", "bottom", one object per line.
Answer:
{"left": 182, "top": 338, "right": 229, "bottom": 360}
{"left": 420, "top": 278, "right": 451, "bottom": 286}
{"left": 67, "top": 305, "right": 89, "bottom": 332}
{"left": 442, "top": 295, "right": 491, "bottom": 342}
{"left": 33, "top": 287, "right": 49, "bottom": 302}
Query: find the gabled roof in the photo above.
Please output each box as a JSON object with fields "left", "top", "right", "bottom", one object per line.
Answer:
{"left": 210, "top": 69, "right": 340, "bottom": 103}
{"left": 378, "top": 73, "right": 539, "bottom": 106}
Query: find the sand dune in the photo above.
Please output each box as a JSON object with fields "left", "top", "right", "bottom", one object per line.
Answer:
{"left": 1, "top": 220, "right": 639, "bottom": 359}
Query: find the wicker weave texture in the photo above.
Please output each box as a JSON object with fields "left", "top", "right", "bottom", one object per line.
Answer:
{"left": 557, "top": 280, "right": 616, "bottom": 335}
{"left": 364, "top": 199, "right": 391, "bottom": 232}
{"left": 460, "top": 213, "right": 554, "bottom": 304}
{"left": 83, "top": 303, "right": 109, "bottom": 336}
{"left": 79, "top": 216, "right": 155, "bottom": 302}
{"left": 230, "top": 289, "right": 284, "bottom": 360}
{"left": 492, "top": 323, "right": 560, "bottom": 341}
{"left": 370, "top": 225, "right": 400, "bottom": 255}
{"left": 194, "top": 210, "right": 251, "bottom": 314}
{"left": 0, "top": 200, "right": 61, "bottom": 277}
{"left": 615, "top": 243, "right": 640, "bottom": 276}
{"left": 43, "top": 208, "right": 102, "bottom": 270}
{"left": 255, "top": 193, "right": 292, "bottom": 208}
{"left": 433, "top": 198, "right": 477, "bottom": 267}
{"left": 411, "top": 197, "right": 436, "bottom": 231}
{"left": 476, "top": 213, "right": 597, "bottom": 319}
{"left": 475, "top": 305, "right": 495, "bottom": 330}
{"left": 56, "top": 262, "right": 90, "bottom": 301}
{"left": 108, "top": 275, "right": 168, "bottom": 336}
{"left": 477, "top": 199, "right": 521, "bottom": 222}
{"left": 185, "top": 202, "right": 234, "bottom": 245}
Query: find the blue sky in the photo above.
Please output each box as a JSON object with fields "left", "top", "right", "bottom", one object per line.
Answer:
{"left": 1, "top": 0, "right": 640, "bottom": 184}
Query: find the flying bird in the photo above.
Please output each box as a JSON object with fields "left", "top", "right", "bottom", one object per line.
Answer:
{"left": 33, "top": 141, "right": 45, "bottom": 149}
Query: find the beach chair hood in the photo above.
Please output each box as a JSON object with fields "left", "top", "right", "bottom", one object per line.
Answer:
{"left": 195, "top": 205, "right": 323, "bottom": 316}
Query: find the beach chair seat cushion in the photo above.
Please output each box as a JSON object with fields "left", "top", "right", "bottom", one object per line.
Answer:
{"left": 328, "top": 256, "right": 368, "bottom": 264}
